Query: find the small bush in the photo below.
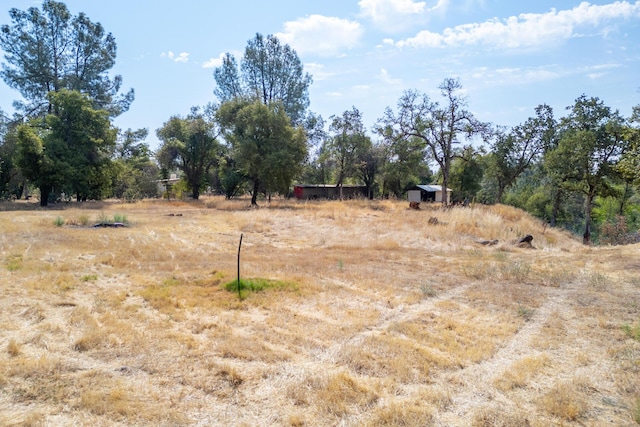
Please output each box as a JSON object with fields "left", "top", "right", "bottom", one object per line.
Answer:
{"left": 599, "top": 216, "right": 640, "bottom": 245}
{"left": 113, "top": 214, "right": 128, "bottom": 224}
{"left": 81, "top": 274, "right": 98, "bottom": 282}
{"left": 517, "top": 305, "right": 535, "bottom": 321}
{"left": 53, "top": 216, "right": 64, "bottom": 227}
{"left": 421, "top": 283, "right": 437, "bottom": 298}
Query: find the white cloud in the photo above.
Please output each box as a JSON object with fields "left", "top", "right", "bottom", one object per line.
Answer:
{"left": 202, "top": 53, "right": 226, "bottom": 69}
{"left": 161, "top": 51, "right": 189, "bottom": 63}
{"left": 359, "top": 0, "right": 449, "bottom": 32}
{"left": 396, "top": 1, "right": 640, "bottom": 49}
{"left": 275, "top": 15, "right": 363, "bottom": 57}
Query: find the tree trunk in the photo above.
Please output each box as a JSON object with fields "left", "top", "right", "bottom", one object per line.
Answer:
{"left": 495, "top": 183, "right": 506, "bottom": 205}
{"left": 441, "top": 169, "right": 449, "bottom": 206}
{"left": 39, "top": 185, "right": 50, "bottom": 207}
{"left": 192, "top": 184, "right": 200, "bottom": 200}
{"left": 251, "top": 179, "right": 259, "bottom": 206}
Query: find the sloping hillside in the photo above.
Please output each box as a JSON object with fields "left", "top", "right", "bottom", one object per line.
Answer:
{"left": 0, "top": 198, "right": 638, "bottom": 426}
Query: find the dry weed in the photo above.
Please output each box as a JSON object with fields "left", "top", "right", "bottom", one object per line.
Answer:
{"left": 538, "top": 378, "right": 591, "bottom": 421}
{"left": 0, "top": 198, "right": 636, "bottom": 425}
{"left": 494, "top": 354, "right": 550, "bottom": 391}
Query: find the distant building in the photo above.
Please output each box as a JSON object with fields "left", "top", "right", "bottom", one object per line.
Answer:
{"left": 407, "top": 185, "right": 452, "bottom": 204}
{"left": 157, "top": 173, "right": 181, "bottom": 195}
{"left": 293, "top": 184, "right": 368, "bottom": 200}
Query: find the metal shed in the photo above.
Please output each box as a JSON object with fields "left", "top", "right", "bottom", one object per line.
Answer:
{"left": 407, "top": 185, "right": 452, "bottom": 204}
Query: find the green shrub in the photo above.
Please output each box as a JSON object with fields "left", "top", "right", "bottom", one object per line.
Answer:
{"left": 53, "top": 216, "right": 64, "bottom": 227}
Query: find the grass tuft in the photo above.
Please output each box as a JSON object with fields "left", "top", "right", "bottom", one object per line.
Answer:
{"left": 622, "top": 320, "right": 640, "bottom": 341}
{"left": 7, "top": 338, "right": 22, "bottom": 357}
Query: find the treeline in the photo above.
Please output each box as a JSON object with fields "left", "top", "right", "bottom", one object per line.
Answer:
{"left": 1, "top": 1, "right": 639, "bottom": 245}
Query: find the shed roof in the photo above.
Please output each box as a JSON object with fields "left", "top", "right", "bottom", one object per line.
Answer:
{"left": 413, "top": 184, "right": 451, "bottom": 192}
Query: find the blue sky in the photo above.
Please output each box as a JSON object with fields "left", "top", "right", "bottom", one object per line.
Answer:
{"left": 1, "top": 0, "right": 639, "bottom": 150}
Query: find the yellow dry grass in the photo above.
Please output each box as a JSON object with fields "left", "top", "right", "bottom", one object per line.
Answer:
{"left": 0, "top": 197, "right": 639, "bottom": 426}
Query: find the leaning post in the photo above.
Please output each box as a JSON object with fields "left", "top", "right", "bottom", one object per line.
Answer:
{"left": 237, "top": 233, "right": 243, "bottom": 299}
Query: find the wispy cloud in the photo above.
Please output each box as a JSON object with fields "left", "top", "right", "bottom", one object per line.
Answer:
{"left": 359, "top": 0, "right": 449, "bottom": 32}
{"left": 304, "top": 63, "right": 336, "bottom": 81}
{"left": 396, "top": 1, "right": 640, "bottom": 49}
{"left": 161, "top": 51, "right": 189, "bottom": 63}
{"left": 378, "top": 68, "right": 402, "bottom": 85}
{"left": 276, "top": 15, "right": 363, "bottom": 57}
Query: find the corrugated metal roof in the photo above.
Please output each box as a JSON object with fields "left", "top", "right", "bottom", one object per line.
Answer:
{"left": 415, "top": 185, "right": 451, "bottom": 192}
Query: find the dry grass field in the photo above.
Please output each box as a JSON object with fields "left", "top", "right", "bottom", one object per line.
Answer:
{"left": 0, "top": 197, "right": 639, "bottom": 426}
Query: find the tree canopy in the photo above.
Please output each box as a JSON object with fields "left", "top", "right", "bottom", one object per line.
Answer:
{"left": 378, "top": 78, "right": 488, "bottom": 205}
{"left": 16, "top": 89, "right": 116, "bottom": 206}
{"left": 156, "top": 109, "right": 221, "bottom": 200}
{"left": 0, "top": 0, "right": 133, "bottom": 117}
{"left": 213, "top": 33, "right": 312, "bottom": 125}
{"left": 217, "top": 99, "right": 307, "bottom": 205}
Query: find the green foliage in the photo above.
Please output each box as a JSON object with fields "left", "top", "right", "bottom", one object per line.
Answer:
{"left": 377, "top": 78, "right": 488, "bottom": 204}
{"left": 112, "top": 128, "right": 159, "bottom": 200}
{"left": 0, "top": 0, "right": 133, "bottom": 117}
{"left": 326, "top": 107, "right": 372, "bottom": 198}
{"left": 16, "top": 90, "right": 116, "bottom": 206}
{"left": 217, "top": 99, "right": 307, "bottom": 205}
{"left": 545, "top": 95, "right": 629, "bottom": 244}
{"left": 213, "top": 33, "right": 311, "bottom": 125}
{"left": 81, "top": 274, "right": 98, "bottom": 282}
{"left": 112, "top": 214, "right": 128, "bottom": 224}
{"left": 157, "top": 109, "right": 220, "bottom": 200}
{"left": 53, "top": 216, "right": 64, "bottom": 227}
{"left": 485, "top": 105, "right": 557, "bottom": 203}
{"left": 449, "top": 146, "right": 485, "bottom": 202}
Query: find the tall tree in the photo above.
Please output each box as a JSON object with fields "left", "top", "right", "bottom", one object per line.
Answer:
{"left": 213, "top": 33, "right": 312, "bottom": 125}
{"left": 156, "top": 109, "right": 221, "bottom": 200}
{"left": 217, "top": 99, "right": 307, "bottom": 206}
{"left": 357, "top": 143, "right": 385, "bottom": 200}
{"left": 487, "top": 104, "right": 557, "bottom": 203}
{"left": 0, "top": 0, "right": 133, "bottom": 117}
{"left": 327, "top": 107, "right": 372, "bottom": 199}
{"left": 545, "top": 95, "right": 629, "bottom": 244}
{"left": 449, "top": 146, "right": 485, "bottom": 203}
{"left": 617, "top": 105, "right": 640, "bottom": 186}
{"left": 378, "top": 78, "right": 488, "bottom": 205}
{"left": 112, "top": 128, "right": 159, "bottom": 200}
{"left": 16, "top": 89, "right": 116, "bottom": 206}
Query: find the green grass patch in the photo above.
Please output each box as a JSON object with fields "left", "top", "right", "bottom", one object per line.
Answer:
{"left": 81, "top": 274, "right": 98, "bottom": 282}
{"left": 224, "top": 277, "right": 298, "bottom": 298}
{"left": 53, "top": 216, "right": 64, "bottom": 227}
{"left": 5, "top": 254, "right": 23, "bottom": 271}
